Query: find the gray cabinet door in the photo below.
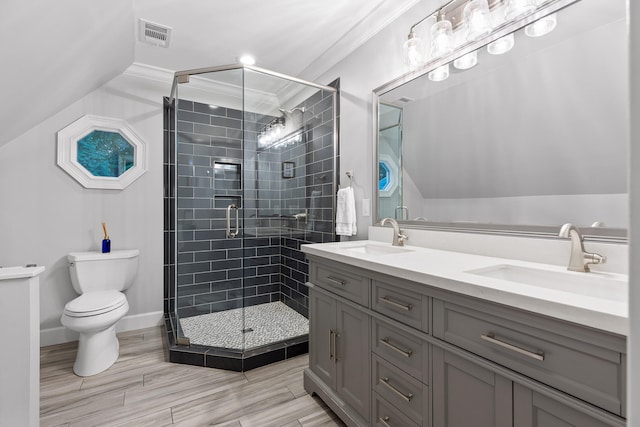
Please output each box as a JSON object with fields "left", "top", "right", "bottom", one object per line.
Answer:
{"left": 309, "top": 289, "right": 336, "bottom": 387}
{"left": 433, "top": 348, "right": 512, "bottom": 427}
{"left": 336, "top": 301, "right": 371, "bottom": 423}
{"left": 513, "top": 383, "right": 618, "bottom": 427}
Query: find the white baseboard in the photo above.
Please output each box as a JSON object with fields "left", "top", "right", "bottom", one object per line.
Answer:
{"left": 40, "top": 310, "right": 164, "bottom": 347}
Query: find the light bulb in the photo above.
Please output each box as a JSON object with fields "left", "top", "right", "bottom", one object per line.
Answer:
{"left": 403, "top": 30, "right": 424, "bottom": 70}
{"left": 430, "top": 20, "right": 453, "bottom": 59}
{"left": 273, "top": 121, "right": 285, "bottom": 139}
{"left": 453, "top": 51, "right": 478, "bottom": 70}
{"left": 504, "top": 0, "right": 536, "bottom": 21}
{"left": 525, "top": 13, "right": 557, "bottom": 37}
{"left": 239, "top": 54, "right": 256, "bottom": 65}
{"left": 428, "top": 64, "right": 450, "bottom": 82}
{"left": 487, "top": 33, "right": 515, "bottom": 55}
{"left": 464, "top": 0, "right": 492, "bottom": 41}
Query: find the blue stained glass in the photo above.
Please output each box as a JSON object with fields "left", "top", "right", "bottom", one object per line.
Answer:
{"left": 77, "top": 130, "right": 134, "bottom": 177}
{"left": 379, "top": 162, "right": 391, "bottom": 191}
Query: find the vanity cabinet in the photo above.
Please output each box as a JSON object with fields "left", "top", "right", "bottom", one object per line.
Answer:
{"left": 513, "top": 383, "right": 615, "bottom": 427}
{"left": 433, "top": 347, "right": 512, "bottom": 427}
{"left": 307, "top": 262, "right": 371, "bottom": 424}
{"left": 303, "top": 256, "right": 626, "bottom": 427}
{"left": 432, "top": 295, "right": 626, "bottom": 416}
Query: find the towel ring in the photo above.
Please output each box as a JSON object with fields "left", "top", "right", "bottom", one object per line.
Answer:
{"left": 345, "top": 171, "right": 353, "bottom": 187}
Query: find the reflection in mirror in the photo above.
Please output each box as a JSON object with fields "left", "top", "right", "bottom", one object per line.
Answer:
{"left": 378, "top": 103, "right": 403, "bottom": 219}
{"left": 374, "top": 0, "right": 628, "bottom": 240}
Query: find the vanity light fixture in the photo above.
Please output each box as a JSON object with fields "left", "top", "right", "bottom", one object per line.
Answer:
{"left": 453, "top": 50, "right": 478, "bottom": 69}
{"left": 504, "top": 0, "right": 537, "bottom": 21}
{"left": 487, "top": 33, "right": 515, "bottom": 54}
{"left": 404, "top": 29, "right": 425, "bottom": 70}
{"left": 525, "top": 12, "right": 557, "bottom": 36}
{"left": 428, "top": 64, "right": 450, "bottom": 81}
{"left": 258, "top": 117, "right": 288, "bottom": 149}
{"left": 430, "top": 18, "right": 454, "bottom": 58}
{"left": 464, "top": 0, "right": 492, "bottom": 41}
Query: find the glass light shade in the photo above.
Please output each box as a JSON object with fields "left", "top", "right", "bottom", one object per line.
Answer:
{"left": 428, "top": 64, "right": 450, "bottom": 82}
{"left": 404, "top": 31, "right": 424, "bottom": 69}
{"left": 525, "top": 13, "right": 557, "bottom": 37}
{"left": 504, "top": 0, "right": 536, "bottom": 21}
{"left": 464, "top": 0, "right": 492, "bottom": 41}
{"left": 487, "top": 33, "right": 515, "bottom": 55}
{"left": 258, "top": 133, "right": 267, "bottom": 147}
{"left": 453, "top": 51, "right": 478, "bottom": 70}
{"left": 273, "top": 121, "right": 285, "bottom": 139}
{"left": 430, "top": 20, "right": 453, "bottom": 58}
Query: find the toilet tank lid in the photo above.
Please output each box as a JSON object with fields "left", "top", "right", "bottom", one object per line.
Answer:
{"left": 68, "top": 249, "right": 139, "bottom": 262}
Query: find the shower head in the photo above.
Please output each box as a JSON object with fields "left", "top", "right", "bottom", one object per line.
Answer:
{"left": 278, "top": 107, "right": 306, "bottom": 115}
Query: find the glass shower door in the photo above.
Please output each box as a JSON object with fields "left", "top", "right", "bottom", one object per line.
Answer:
{"left": 173, "top": 67, "right": 248, "bottom": 353}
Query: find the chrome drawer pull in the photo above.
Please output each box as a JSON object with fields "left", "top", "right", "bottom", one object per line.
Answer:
{"left": 480, "top": 333, "right": 545, "bottom": 361}
{"left": 379, "top": 416, "right": 392, "bottom": 427}
{"left": 379, "top": 296, "right": 412, "bottom": 311}
{"left": 380, "top": 377, "right": 413, "bottom": 402}
{"left": 379, "top": 338, "right": 413, "bottom": 358}
{"left": 326, "top": 276, "right": 347, "bottom": 286}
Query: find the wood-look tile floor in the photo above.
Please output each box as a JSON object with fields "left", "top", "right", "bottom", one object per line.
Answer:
{"left": 40, "top": 326, "right": 345, "bottom": 427}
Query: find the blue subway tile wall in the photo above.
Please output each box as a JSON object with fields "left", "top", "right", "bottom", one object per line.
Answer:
{"left": 164, "top": 88, "right": 336, "bottom": 324}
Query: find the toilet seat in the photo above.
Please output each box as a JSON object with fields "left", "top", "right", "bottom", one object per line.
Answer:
{"left": 64, "top": 291, "right": 127, "bottom": 318}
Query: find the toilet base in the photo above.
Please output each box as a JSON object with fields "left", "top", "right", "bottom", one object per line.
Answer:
{"left": 73, "top": 325, "right": 120, "bottom": 376}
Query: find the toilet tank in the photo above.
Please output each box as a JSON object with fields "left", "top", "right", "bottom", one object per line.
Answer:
{"left": 67, "top": 249, "right": 139, "bottom": 294}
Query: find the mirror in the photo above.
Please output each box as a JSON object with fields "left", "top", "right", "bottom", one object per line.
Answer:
{"left": 374, "top": 0, "right": 628, "bottom": 241}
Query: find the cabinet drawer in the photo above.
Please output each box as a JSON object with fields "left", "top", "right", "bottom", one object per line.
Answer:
{"left": 373, "top": 392, "right": 420, "bottom": 427}
{"left": 372, "top": 280, "right": 429, "bottom": 331}
{"left": 372, "top": 354, "right": 428, "bottom": 425}
{"left": 433, "top": 298, "right": 624, "bottom": 415}
{"left": 372, "top": 317, "right": 428, "bottom": 383}
{"left": 310, "top": 261, "right": 369, "bottom": 306}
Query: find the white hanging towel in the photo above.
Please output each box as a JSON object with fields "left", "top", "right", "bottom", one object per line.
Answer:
{"left": 336, "top": 187, "right": 357, "bottom": 236}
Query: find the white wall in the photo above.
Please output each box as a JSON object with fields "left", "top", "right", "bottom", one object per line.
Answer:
{"left": 0, "top": 66, "right": 169, "bottom": 345}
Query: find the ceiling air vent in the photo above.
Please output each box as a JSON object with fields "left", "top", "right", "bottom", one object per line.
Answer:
{"left": 138, "top": 19, "right": 172, "bottom": 48}
{"left": 393, "top": 96, "right": 415, "bottom": 104}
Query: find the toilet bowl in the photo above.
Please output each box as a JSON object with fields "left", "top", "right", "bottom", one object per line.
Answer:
{"left": 61, "top": 250, "right": 139, "bottom": 376}
{"left": 61, "top": 291, "right": 130, "bottom": 376}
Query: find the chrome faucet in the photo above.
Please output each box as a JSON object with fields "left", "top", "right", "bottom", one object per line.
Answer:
{"left": 558, "top": 223, "right": 606, "bottom": 272}
{"left": 381, "top": 218, "right": 408, "bottom": 247}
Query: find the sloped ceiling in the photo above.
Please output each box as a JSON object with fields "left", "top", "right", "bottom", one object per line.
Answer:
{"left": 0, "top": 0, "right": 135, "bottom": 146}
{"left": 132, "top": 0, "right": 420, "bottom": 79}
{"left": 0, "top": 0, "right": 420, "bottom": 148}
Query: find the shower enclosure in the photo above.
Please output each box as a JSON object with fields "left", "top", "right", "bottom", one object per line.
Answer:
{"left": 163, "top": 64, "right": 338, "bottom": 371}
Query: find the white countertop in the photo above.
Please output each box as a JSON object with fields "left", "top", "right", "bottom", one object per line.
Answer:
{"left": 0, "top": 266, "right": 45, "bottom": 280}
{"left": 301, "top": 240, "right": 628, "bottom": 336}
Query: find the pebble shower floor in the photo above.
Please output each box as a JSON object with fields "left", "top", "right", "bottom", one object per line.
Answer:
{"left": 179, "top": 301, "right": 309, "bottom": 350}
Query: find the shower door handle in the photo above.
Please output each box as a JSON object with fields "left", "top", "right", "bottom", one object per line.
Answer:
{"left": 226, "top": 204, "right": 239, "bottom": 238}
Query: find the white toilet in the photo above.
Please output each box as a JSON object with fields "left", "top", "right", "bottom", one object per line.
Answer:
{"left": 61, "top": 249, "right": 139, "bottom": 376}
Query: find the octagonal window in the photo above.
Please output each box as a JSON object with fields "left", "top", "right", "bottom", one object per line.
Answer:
{"left": 57, "top": 115, "right": 148, "bottom": 190}
{"left": 379, "top": 161, "right": 391, "bottom": 191}
{"left": 77, "top": 130, "right": 135, "bottom": 177}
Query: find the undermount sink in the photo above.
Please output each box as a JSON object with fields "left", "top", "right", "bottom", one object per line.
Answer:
{"left": 339, "top": 243, "right": 413, "bottom": 256}
{"left": 466, "top": 264, "right": 627, "bottom": 302}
